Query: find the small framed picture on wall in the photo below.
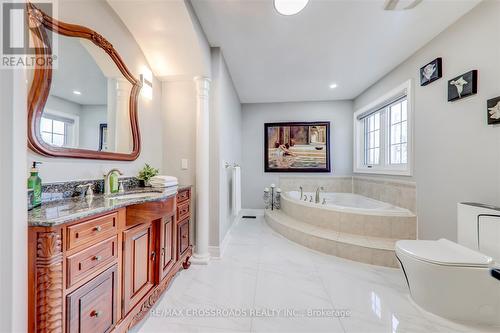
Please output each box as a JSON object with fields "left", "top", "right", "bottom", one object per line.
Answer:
{"left": 420, "top": 58, "right": 442, "bottom": 86}
{"left": 448, "top": 70, "right": 478, "bottom": 102}
{"left": 487, "top": 96, "right": 500, "bottom": 125}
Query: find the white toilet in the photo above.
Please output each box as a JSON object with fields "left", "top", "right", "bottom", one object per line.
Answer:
{"left": 396, "top": 203, "right": 500, "bottom": 326}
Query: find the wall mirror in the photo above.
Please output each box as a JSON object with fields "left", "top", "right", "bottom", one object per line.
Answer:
{"left": 27, "top": 3, "right": 141, "bottom": 160}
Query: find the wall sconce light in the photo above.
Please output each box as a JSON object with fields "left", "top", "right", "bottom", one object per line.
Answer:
{"left": 140, "top": 70, "right": 153, "bottom": 100}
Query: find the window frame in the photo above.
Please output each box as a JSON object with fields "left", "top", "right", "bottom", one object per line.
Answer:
{"left": 42, "top": 110, "right": 80, "bottom": 148}
{"left": 353, "top": 80, "right": 413, "bottom": 176}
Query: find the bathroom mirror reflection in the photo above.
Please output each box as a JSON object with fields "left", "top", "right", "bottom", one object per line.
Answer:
{"left": 39, "top": 36, "right": 133, "bottom": 153}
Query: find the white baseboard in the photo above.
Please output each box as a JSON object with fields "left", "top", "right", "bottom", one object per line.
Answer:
{"left": 240, "top": 208, "right": 265, "bottom": 217}
{"left": 208, "top": 216, "right": 236, "bottom": 259}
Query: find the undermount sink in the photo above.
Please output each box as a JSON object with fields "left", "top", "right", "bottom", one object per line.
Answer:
{"left": 111, "top": 192, "right": 161, "bottom": 200}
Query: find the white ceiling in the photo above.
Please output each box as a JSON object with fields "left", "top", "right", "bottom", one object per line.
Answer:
{"left": 107, "top": 0, "right": 210, "bottom": 80}
{"left": 191, "top": 0, "right": 480, "bottom": 103}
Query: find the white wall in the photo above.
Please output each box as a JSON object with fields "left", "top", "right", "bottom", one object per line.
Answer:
{"left": 0, "top": 68, "right": 28, "bottom": 332}
{"left": 241, "top": 101, "right": 353, "bottom": 209}
{"left": 354, "top": 0, "right": 500, "bottom": 240}
{"left": 209, "top": 48, "right": 242, "bottom": 250}
{"left": 46, "top": 95, "right": 81, "bottom": 116}
{"left": 27, "top": 0, "right": 164, "bottom": 182}
{"left": 79, "top": 105, "right": 107, "bottom": 151}
{"left": 161, "top": 80, "right": 197, "bottom": 186}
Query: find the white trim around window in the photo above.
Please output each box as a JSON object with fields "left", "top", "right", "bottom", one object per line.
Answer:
{"left": 353, "top": 79, "right": 414, "bottom": 176}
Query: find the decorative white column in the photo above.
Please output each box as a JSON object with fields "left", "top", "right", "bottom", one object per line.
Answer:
{"left": 191, "top": 76, "right": 211, "bottom": 265}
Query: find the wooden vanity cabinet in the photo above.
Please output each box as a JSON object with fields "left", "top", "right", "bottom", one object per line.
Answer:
{"left": 28, "top": 188, "right": 192, "bottom": 333}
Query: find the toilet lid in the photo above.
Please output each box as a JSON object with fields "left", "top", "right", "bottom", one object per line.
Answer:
{"left": 396, "top": 239, "right": 493, "bottom": 267}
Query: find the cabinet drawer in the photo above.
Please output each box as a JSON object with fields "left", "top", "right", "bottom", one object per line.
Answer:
{"left": 66, "top": 265, "right": 117, "bottom": 333}
{"left": 177, "top": 201, "right": 190, "bottom": 221}
{"left": 67, "top": 212, "right": 118, "bottom": 251}
{"left": 66, "top": 236, "right": 118, "bottom": 288}
{"left": 176, "top": 189, "right": 190, "bottom": 204}
{"left": 177, "top": 218, "right": 190, "bottom": 257}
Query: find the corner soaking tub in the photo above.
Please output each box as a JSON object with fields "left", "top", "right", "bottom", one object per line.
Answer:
{"left": 280, "top": 191, "right": 416, "bottom": 239}
{"left": 286, "top": 191, "right": 411, "bottom": 215}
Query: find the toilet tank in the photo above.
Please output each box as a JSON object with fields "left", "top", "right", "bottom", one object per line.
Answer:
{"left": 458, "top": 202, "right": 500, "bottom": 262}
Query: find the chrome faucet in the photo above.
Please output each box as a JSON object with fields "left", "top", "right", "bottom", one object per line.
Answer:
{"left": 104, "top": 168, "right": 123, "bottom": 196}
{"left": 299, "top": 186, "right": 303, "bottom": 200}
{"left": 315, "top": 186, "right": 324, "bottom": 204}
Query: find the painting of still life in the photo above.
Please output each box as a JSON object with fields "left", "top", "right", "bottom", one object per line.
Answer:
{"left": 264, "top": 122, "right": 331, "bottom": 172}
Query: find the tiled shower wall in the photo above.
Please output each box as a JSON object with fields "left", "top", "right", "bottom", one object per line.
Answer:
{"left": 279, "top": 175, "right": 416, "bottom": 213}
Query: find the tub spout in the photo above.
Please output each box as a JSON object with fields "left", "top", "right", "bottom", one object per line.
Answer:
{"left": 315, "top": 186, "right": 324, "bottom": 204}
{"left": 299, "top": 186, "right": 303, "bottom": 200}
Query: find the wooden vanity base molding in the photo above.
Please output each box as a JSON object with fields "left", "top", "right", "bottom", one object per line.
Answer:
{"left": 34, "top": 231, "right": 64, "bottom": 333}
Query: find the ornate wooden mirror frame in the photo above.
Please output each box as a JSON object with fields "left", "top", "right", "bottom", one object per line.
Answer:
{"left": 27, "top": 2, "right": 142, "bottom": 161}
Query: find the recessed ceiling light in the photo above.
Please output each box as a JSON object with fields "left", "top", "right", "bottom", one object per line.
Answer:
{"left": 329, "top": 83, "right": 338, "bottom": 89}
{"left": 274, "top": 0, "right": 309, "bottom": 16}
{"left": 73, "top": 90, "right": 81, "bottom": 95}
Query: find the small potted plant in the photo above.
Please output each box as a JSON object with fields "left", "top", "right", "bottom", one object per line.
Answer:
{"left": 137, "top": 164, "right": 159, "bottom": 187}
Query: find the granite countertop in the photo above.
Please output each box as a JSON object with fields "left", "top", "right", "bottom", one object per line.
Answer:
{"left": 28, "top": 184, "right": 192, "bottom": 227}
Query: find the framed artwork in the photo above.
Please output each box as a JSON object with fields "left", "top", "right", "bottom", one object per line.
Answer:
{"left": 99, "top": 123, "right": 108, "bottom": 151}
{"left": 487, "top": 96, "right": 500, "bottom": 125}
{"left": 264, "top": 121, "right": 331, "bottom": 172}
{"left": 448, "top": 70, "right": 478, "bottom": 102}
{"left": 420, "top": 57, "right": 442, "bottom": 86}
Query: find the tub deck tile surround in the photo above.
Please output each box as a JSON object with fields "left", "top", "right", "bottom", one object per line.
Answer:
{"left": 352, "top": 176, "right": 417, "bottom": 213}
{"left": 279, "top": 175, "right": 417, "bottom": 214}
{"left": 279, "top": 175, "right": 353, "bottom": 193}
{"left": 280, "top": 193, "right": 417, "bottom": 240}
{"left": 265, "top": 210, "right": 399, "bottom": 268}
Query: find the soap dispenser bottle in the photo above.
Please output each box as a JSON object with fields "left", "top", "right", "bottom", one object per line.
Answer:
{"left": 28, "top": 161, "right": 42, "bottom": 208}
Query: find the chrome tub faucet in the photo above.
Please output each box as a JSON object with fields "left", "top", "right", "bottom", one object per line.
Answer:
{"left": 315, "top": 186, "right": 324, "bottom": 204}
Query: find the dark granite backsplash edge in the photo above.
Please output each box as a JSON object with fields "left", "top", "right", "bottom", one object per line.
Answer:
{"left": 37, "top": 177, "right": 141, "bottom": 203}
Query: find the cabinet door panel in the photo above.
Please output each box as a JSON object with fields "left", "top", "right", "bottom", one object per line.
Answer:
{"left": 177, "top": 218, "right": 190, "bottom": 258}
{"left": 122, "top": 222, "right": 155, "bottom": 315}
{"left": 160, "top": 215, "right": 175, "bottom": 280}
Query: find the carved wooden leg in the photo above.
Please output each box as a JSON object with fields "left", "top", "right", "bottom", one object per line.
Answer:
{"left": 36, "top": 232, "right": 63, "bottom": 333}
{"left": 182, "top": 256, "right": 191, "bottom": 269}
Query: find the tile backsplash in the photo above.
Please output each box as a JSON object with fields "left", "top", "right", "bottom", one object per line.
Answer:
{"left": 38, "top": 177, "right": 141, "bottom": 203}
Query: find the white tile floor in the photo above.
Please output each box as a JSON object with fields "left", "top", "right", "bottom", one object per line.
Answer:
{"left": 136, "top": 216, "right": 498, "bottom": 333}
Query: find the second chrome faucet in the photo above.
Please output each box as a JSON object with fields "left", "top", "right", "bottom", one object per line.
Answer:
{"left": 315, "top": 186, "right": 324, "bottom": 204}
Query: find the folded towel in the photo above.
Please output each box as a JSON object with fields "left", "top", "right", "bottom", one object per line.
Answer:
{"left": 150, "top": 180, "right": 178, "bottom": 188}
{"left": 151, "top": 180, "right": 178, "bottom": 187}
{"left": 151, "top": 175, "right": 178, "bottom": 183}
